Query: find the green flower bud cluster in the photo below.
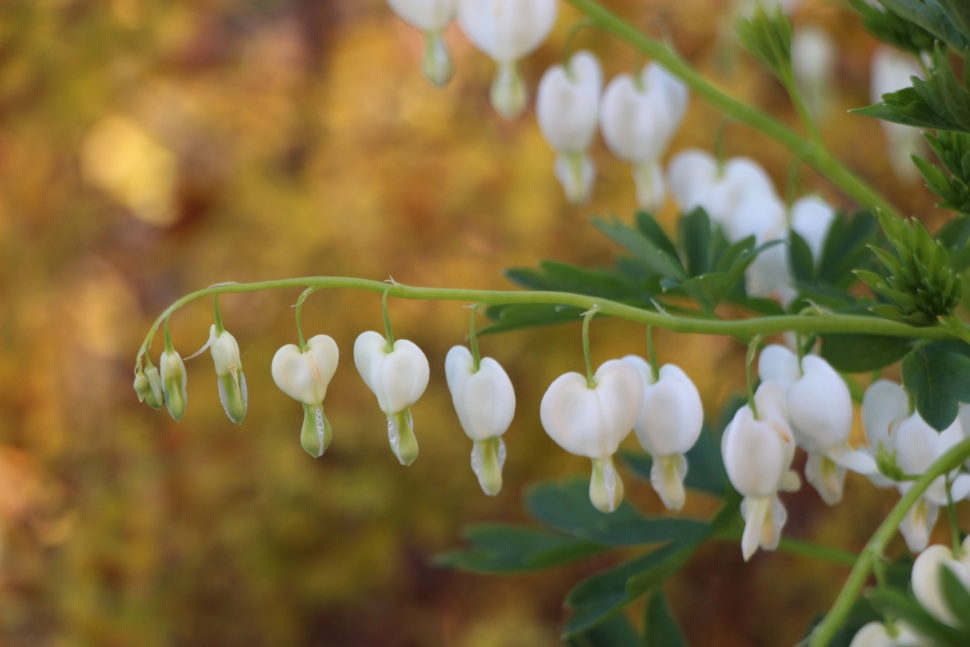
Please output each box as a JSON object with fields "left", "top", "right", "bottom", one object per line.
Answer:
{"left": 858, "top": 212, "right": 962, "bottom": 326}
{"left": 736, "top": 3, "right": 793, "bottom": 83}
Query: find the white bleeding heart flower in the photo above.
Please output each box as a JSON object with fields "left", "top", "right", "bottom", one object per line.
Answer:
{"left": 457, "top": 0, "right": 558, "bottom": 119}
{"left": 721, "top": 382, "right": 798, "bottom": 561}
{"left": 894, "top": 413, "right": 970, "bottom": 552}
{"left": 847, "top": 621, "right": 922, "bottom": 647}
{"left": 911, "top": 538, "right": 970, "bottom": 627}
{"left": 387, "top": 0, "right": 459, "bottom": 86}
{"left": 792, "top": 25, "right": 836, "bottom": 121}
{"left": 862, "top": 379, "right": 910, "bottom": 487}
{"left": 445, "top": 345, "right": 516, "bottom": 495}
{"left": 725, "top": 191, "right": 794, "bottom": 303}
{"left": 209, "top": 324, "right": 247, "bottom": 425}
{"left": 537, "top": 50, "right": 603, "bottom": 204}
{"left": 790, "top": 195, "right": 836, "bottom": 261}
{"left": 600, "top": 63, "right": 689, "bottom": 210}
{"left": 160, "top": 347, "right": 188, "bottom": 422}
{"left": 759, "top": 345, "right": 876, "bottom": 505}
{"left": 540, "top": 359, "right": 643, "bottom": 513}
{"left": 871, "top": 46, "right": 924, "bottom": 181}
{"left": 354, "top": 330, "right": 430, "bottom": 466}
{"left": 621, "top": 356, "right": 703, "bottom": 511}
{"left": 667, "top": 150, "right": 777, "bottom": 228}
{"left": 272, "top": 334, "right": 339, "bottom": 457}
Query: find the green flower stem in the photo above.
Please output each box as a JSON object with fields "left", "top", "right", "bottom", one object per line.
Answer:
{"left": 808, "top": 437, "right": 970, "bottom": 647}
{"left": 745, "top": 334, "right": 762, "bottom": 419}
{"left": 563, "top": 0, "right": 903, "bottom": 221}
{"left": 382, "top": 287, "right": 395, "bottom": 351}
{"left": 581, "top": 306, "right": 599, "bottom": 388}
{"left": 135, "top": 277, "right": 959, "bottom": 365}
{"left": 294, "top": 287, "right": 316, "bottom": 351}
{"left": 468, "top": 303, "right": 482, "bottom": 372}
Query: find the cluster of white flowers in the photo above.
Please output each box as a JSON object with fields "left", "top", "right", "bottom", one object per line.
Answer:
{"left": 849, "top": 537, "right": 970, "bottom": 646}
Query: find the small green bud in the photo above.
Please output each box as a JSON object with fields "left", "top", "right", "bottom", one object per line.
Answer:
{"left": 736, "top": 3, "right": 793, "bottom": 82}
{"left": 133, "top": 366, "right": 165, "bottom": 409}
{"left": 160, "top": 349, "right": 188, "bottom": 421}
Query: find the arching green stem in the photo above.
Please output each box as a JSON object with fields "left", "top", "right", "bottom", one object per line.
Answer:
{"left": 646, "top": 325, "right": 660, "bottom": 382}
{"left": 134, "top": 277, "right": 960, "bottom": 367}
{"left": 808, "top": 437, "right": 970, "bottom": 647}
{"left": 745, "top": 334, "right": 763, "bottom": 419}
{"left": 562, "top": 0, "right": 903, "bottom": 221}
{"left": 213, "top": 295, "right": 225, "bottom": 335}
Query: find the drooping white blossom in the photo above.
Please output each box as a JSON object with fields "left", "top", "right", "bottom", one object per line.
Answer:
{"left": 457, "top": 0, "right": 558, "bottom": 119}
{"left": 847, "top": 621, "right": 922, "bottom": 647}
{"left": 792, "top": 25, "right": 837, "bottom": 121}
{"left": 600, "top": 63, "right": 689, "bottom": 210}
{"left": 861, "top": 379, "right": 910, "bottom": 488}
{"left": 871, "top": 46, "right": 924, "bottom": 181}
{"left": 911, "top": 538, "right": 970, "bottom": 627}
{"left": 445, "top": 345, "right": 516, "bottom": 495}
{"left": 272, "top": 334, "right": 340, "bottom": 457}
{"left": 354, "top": 330, "right": 430, "bottom": 465}
{"left": 790, "top": 195, "right": 836, "bottom": 261}
{"left": 160, "top": 347, "right": 188, "bottom": 421}
{"left": 537, "top": 50, "right": 603, "bottom": 204}
{"left": 721, "top": 382, "right": 798, "bottom": 560}
{"left": 622, "top": 356, "right": 703, "bottom": 511}
{"left": 387, "top": 0, "right": 459, "bottom": 86}
{"left": 759, "top": 345, "right": 876, "bottom": 504}
{"left": 209, "top": 325, "right": 247, "bottom": 424}
{"left": 540, "top": 359, "right": 643, "bottom": 513}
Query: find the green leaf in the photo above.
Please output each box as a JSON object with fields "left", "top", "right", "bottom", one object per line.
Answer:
{"left": 505, "top": 261, "right": 643, "bottom": 300}
{"left": 850, "top": 0, "right": 936, "bottom": 55}
{"left": 678, "top": 208, "right": 718, "bottom": 277}
{"left": 566, "top": 612, "right": 641, "bottom": 647}
{"left": 902, "top": 341, "right": 970, "bottom": 430}
{"left": 620, "top": 427, "right": 729, "bottom": 497}
{"left": 875, "top": 0, "right": 970, "bottom": 51}
{"left": 941, "top": 563, "right": 970, "bottom": 632}
{"left": 636, "top": 211, "right": 681, "bottom": 264}
{"left": 820, "top": 333, "right": 913, "bottom": 373}
{"left": 937, "top": 213, "right": 970, "bottom": 271}
{"left": 642, "top": 591, "right": 687, "bottom": 647}
{"left": 435, "top": 524, "right": 606, "bottom": 574}
{"left": 563, "top": 543, "right": 686, "bottom": 637}
{"left": 817, "top": 211, "right": 878, "bottom": 288}
{"left": 594, "top": 217, "right": 687, "bottom": 281}
{"left": 736, "top": 1, "right": 793, "bottom": 80}
{"left": 525, "top": 479, "right": 709, "bottom": 547}
{"left": 789, "top": 230, "right": 815, "bottom": 283}
{"left": 481, "top": 303, "right": 585, "bottom": 334}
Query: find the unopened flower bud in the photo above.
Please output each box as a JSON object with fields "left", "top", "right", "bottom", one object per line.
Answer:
{"left": 209, "top": 325, "right": 247, "bottom": 424}
{"left": 133, "top": 366, "right": 164, "bottom": 410}
{"left": 354, "top": 331, "right": 430, "bottom": 466}
{"left": 160, "top": 348, "right": 187, "bottom": 421}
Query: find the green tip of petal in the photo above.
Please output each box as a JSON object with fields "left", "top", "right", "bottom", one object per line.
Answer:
{"left": 388, "top": 410, "right": 419, "bottom": 466}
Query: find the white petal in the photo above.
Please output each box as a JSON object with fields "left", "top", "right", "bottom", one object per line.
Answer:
{"left": 862, "top": 380, "right": 909, "bottom": 453}
{"left": 899, "top": 498, "right": 938, "bottom": 553}
{"left": 633, "top": 364, "right": 703, "bottom": 457}
{"left": 540, "top": 372, "right": 608, "bottom": 458}
{"left": 452, "top": 356, "right": 516, "bottom": 441}
{"left": 723, "top": 406, "right": 788, "bottom": 497}
{"left": 667, "top": 149, "right": 717, "bottom": 211}
{"left": 387, "top": 0, "right": 457, "bottom": 32}
{"left": 537, "top": 51, "right": 602, "bottom": 153}
{"left": 758, "top": 344, "right": 800, "bottom": 391}
{"left": 912, "top": 544, "right": 970, "bottom": 626}
{"left": 632, "top": 161, "right": 665, "bottom": 211}
{"left": 457, "top": 0, "right": 557, "bottom": 62}
{"left": 805, "top": 451, "right": 845, "bottom": 505}
{"left": 788, "top": 355, "right": 853, "bottom": 452}
{"left": 650, "top": 454, "right": 687, "bottom": 511}
{"left": 209, "top": 325, "right": 242, "bottom": 376}
{"left": 381, "top": 339, "right": 430, "bottom": 413}
{"left": 790, "top": 195, "right": 836, "bottom": 260}
{"left": 592, "top": 359, "right": 643, "bottom": 451}
{"left": 354, "top": 330, "right": 390, "bottom": 405}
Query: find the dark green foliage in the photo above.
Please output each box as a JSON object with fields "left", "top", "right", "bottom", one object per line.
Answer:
{"left": 850, "top": 0, "right": 936, "bottom": 55}
{"left": 915, "top": 132, "right": 970, "bottom": 214}
{"left": 866, "top": 588, "right": 970, "bottom": 646}
{"left": 642, "top": 591, "right": 687, "bottom": 647}
{"left": 858, "top": 212, "right": 961, "bottom": 325}
{"left": 872, "top": 0, "right": 970, "bottom": 51}
{"left": 820, "top": 333, "right": 914, "bottom": 373}
{"left": 434, "top": 524, "right": 606, "bottom": 573}
{"left": 901, "top": 341, "right": 970, "bottom": 429}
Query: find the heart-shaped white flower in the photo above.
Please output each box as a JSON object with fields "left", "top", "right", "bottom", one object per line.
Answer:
{"left": 668, "top": 150, "right": 777, "bottom": 228}
{"left": 354, "top": 330, "right": 430, "bottom": 465}
{"left": 912, "top": 538, "right": 970, "bottom": 627}
{"left": 457, "top": 0, "right": 557, "bottom": 118}
{"left": 272, "top": 335, "right": 339, "bottom": 405}
{"left": 540, "top": 359, "right": 642, "bottom": 513}
{"left": 621, "top": 356, "right": 703, "bottom": 511}
{"left": 445, "top": 345, "right": 516, "bottom": 495}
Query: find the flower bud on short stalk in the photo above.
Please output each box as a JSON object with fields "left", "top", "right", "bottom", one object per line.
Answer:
{"left": 540, "top": 359, "right": 642, "bottom": 513}
{"left": 272, "top": 334, "right": 339, "bottom": 458}
{"left": 387, "top": 0, "right": 458, "bottom": 86}
{"left": 160, "top": 348, "right": 188, "bottom": 421}
{"left": 911, "top": 538, "right": 970, "bottom": 627}
{"left": 722, "top": 382, "right": 800, "bottom": 560}
{"left": 209, "top": 325, "right": 247, "bottom": 424}
{"left": 133, "top": 365, "right": 165, "bottom": 410}
{"left": 622, "top": 356, "right": 703, "bottom": 511}
{"left": 600, "top": 63, "right": 688, "bottom": 210}
{"left": 445, "top": 345, "right": 515, "bottom": 495}
{"left": 457, "top": 0, "right": 557, "bottom": 119}
{"left": 537, "top": 51, "right": 602, "bottom": 204}
{"left": 354, "top": 331, "right": 430, "bottom": 466}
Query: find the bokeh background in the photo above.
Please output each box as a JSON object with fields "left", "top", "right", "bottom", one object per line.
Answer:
{"left": 0, "top": 0, "right": 958, "bottom": 645}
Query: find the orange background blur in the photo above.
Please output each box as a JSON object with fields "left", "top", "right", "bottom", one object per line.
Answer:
{"left": 0, "top": 1, "right": 957, "bottom": 645}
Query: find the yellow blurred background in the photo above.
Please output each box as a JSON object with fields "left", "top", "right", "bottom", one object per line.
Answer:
{"left": 0, "top": 0, "right": 958, "bottom": 645}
